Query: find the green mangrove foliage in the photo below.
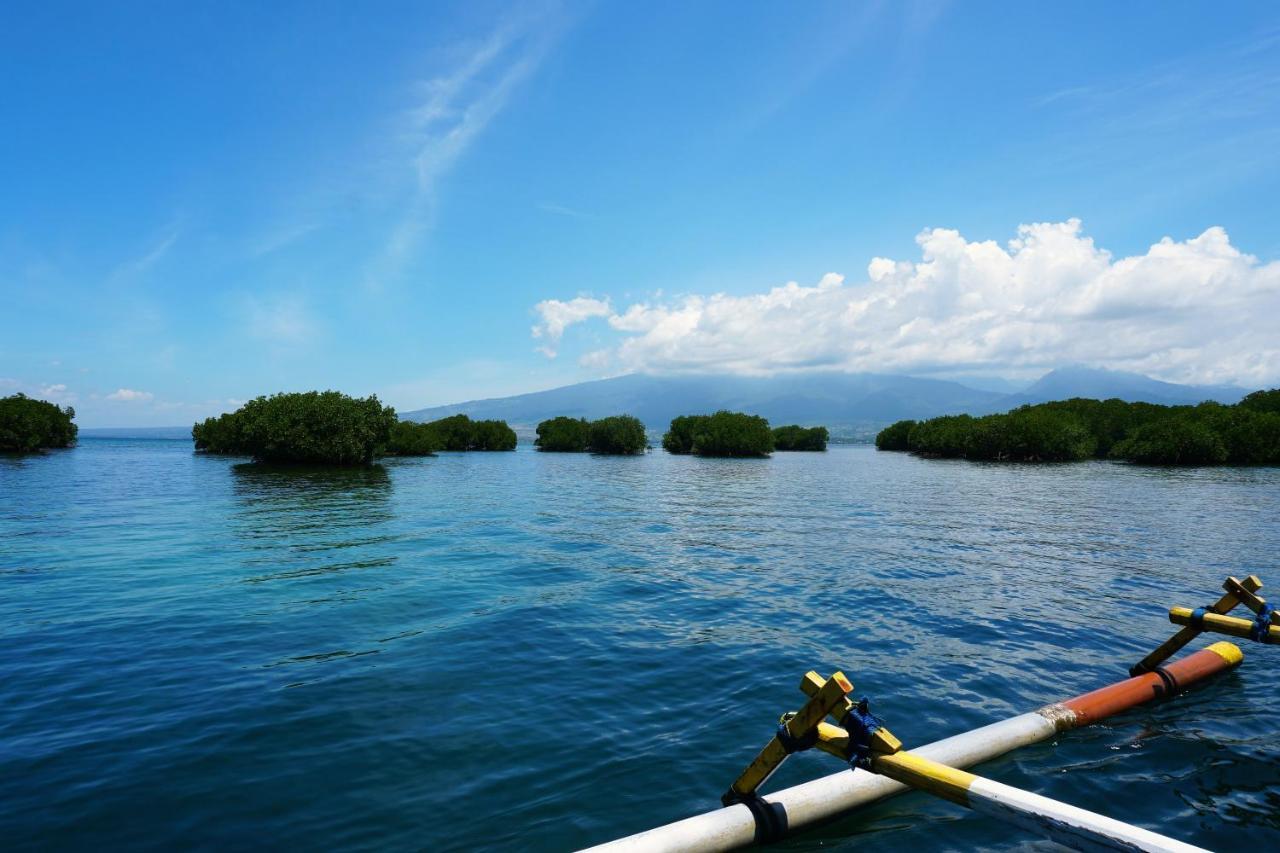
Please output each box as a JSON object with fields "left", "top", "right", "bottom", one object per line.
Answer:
{"left": 874, "top": 419, "right": 915, "bottom": 451}
{"left": 535, "top": 416, "right": 591, "bottom": 452}
{"left": 534, "top": 415, "right": 647, "bottom": 454}
{"left": 422, "top": 414, "right": 517, "bottom": 451}
{"left": 193, "top": 391, "right": 396, "bottom": 464}
{"left": 876, "top": 392, "right": 1280, "bottom": 466}
{"left": 385, "top": 420, "right": 441, "bottom": 456}
{"left": 588, "top": 415, "right": 647, "bottom": 454}
{"left": 1240, "top": 388, "right": 1280, "bottom": 415}
{"left": 0, "top": 393, "right": 78, "bottom": 452}
{"left": 662, "top": 411, "right": 774, "bottom": 457}
{"left": 772, "top": 424, "right": 829, "bottom": 451}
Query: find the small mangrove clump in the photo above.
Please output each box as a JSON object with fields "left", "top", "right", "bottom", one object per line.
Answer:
{"left": 385, "top": 420, "right": 441, "bottom": 456}
{"left": 0, "top": 393, "right": 78, "bottom": 452}
{"left": 423, "top": 413, "right": 517, "bottom": 451}
{"left": 535, "top": 414, "right": 648, "bottom": 454}
{"left": 662, "top": 411, "right": 774, "bottom": 457}
{"left": 875, "top": 389, "right": 1280, "bottom": 466}
{"left": 588, "top": 415, "right": 647, "bottom": 454}
{"left": 193, "top": 391, "right": 396, "bottom": 465}
{"left": 772, "top": 424, "right": 829, "bottom": 451}
{"left": 535, "top": 416, "right": 590, "bottom": 452}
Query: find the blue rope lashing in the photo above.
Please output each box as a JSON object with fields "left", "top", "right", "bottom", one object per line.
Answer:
{"left": 1189, "top": 607, "right": 1208, "bottom": 628}
{"left": 775, "top": 713, "right": 818, "bottom": 754}
{"left": 1250, "top": 602, "right": 1276, "bottom": 643}
{"left": 844, "top": 697, "right": 884, "bottom": 770}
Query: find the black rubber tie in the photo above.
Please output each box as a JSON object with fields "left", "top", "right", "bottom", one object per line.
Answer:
{"left": 739, "top": 794, "right": 789, "bottom": 844}
{"left": 1152, "top": 664, "right": 1179, "bottom": 698}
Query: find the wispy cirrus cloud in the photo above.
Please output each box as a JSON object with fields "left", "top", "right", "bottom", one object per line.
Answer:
{"left": 109, "top": 219, "right": 181, "bottom": 282}
{"left": 364, "top": 9, "right": 565, "bottom": 290}
{"left": 243, "top": 293, "right": 319, "bottom": 344}
{"left": 537, "top": 201, "right": 594, "bottom": 220}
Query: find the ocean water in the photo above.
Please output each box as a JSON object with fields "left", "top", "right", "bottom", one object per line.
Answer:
{"left": 2, "top": 439, "right": 1278, "bottom": 851}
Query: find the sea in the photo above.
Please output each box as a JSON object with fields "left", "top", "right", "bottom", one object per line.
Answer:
{"left": 2, "top": 438, "right": 1278, "bottom": 851}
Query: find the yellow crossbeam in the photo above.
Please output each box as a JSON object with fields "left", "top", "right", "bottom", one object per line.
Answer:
{"left": 721, "top": 670, "right": 854, "bottom": 804}
{"left": 1223, "top": 576, "right": 1278, "bottom": 623}
{"left": 799, "top": 673, "right": 901, "bottom": 760}
{"left": 1169, "top": 606, "right": 1280, "bottom": 643}
{"left": 1131, "top": 574, "right": 1261, "bottom": 674}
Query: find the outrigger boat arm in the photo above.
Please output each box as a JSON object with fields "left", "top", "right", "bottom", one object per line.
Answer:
{"left": 585, "top": 574, "right": 1274, "bottom": 853}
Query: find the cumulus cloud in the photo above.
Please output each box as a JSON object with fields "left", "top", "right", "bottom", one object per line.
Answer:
{"left": 106, "top": 388, "right": 154, "bottom": 402}
{"left": 530, "top": 296, "right": 612, "bottom": 357}
{"left": 530, "top": 220, "right": 1280, "bottom": 386}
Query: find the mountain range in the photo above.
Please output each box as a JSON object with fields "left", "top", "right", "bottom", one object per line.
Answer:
{"left": 76, "top": 366, "right": 1250, "bottom": 440}
{"left": 401, "top": 366, "right": 1249, "bottom": 439}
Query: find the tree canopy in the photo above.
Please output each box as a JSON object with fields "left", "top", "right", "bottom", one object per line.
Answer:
{"left": 772, "top": 424, "right": 829, "bottom": 451}
{"left": 385, "top": 420, "right": 441, "bottom": 456}
{"left": 535, "top": 414, "right": 648, "bottom": 454}
{"left": 535, "top": 416, "right": 590, "bottom": 452}
{"left": 0, "top": 393, "right": 78, "bottom": 452}
{"left": 192, "top": 391, "right": 396, "bottom": 465}
{"left": 874, "top": 419, "right": 915, "bottom": 451}
{"left": 662, "top": 411, "right": 774, "bottom": 457}
{"left": 588, "top": 415, "right": 647, "bottom": 454}
{"left": 420, "top": 414, "right": 517, "bottom": 451}
{"left": 876, "top": 392, "right": 1280, "bottom": 466}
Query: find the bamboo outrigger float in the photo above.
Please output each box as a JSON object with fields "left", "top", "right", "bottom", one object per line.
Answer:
{"left": 585, "top": 575, "right": 1274, "bottom": 853}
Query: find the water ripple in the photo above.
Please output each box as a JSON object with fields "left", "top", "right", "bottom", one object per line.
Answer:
{"left": 1, "top": 440, "right": 1278, "bottom": 851}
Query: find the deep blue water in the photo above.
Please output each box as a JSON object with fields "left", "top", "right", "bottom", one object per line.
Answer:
{"left": 2, "top": 439, "right": 1279, "bottom": 851}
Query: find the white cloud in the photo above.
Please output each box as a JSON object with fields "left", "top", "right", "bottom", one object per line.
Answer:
{"left": 530, "top": 296, "right": 612, "bottom": 357}
{"left": 365, "top": 12, "right": 562, "bottom": 289}
{"left": 106, "top": 388, "right": 154, "bottom": 402}
{"left": 531, "top": 220, "right": 1280, "bottom": 386}
{"left": 38, "top": 383, "right": 78, "bottom": 404}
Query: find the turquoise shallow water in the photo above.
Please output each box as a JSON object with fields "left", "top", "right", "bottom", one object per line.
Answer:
{"left": 2, "top": 439, "right": 1279, "bottom": 851}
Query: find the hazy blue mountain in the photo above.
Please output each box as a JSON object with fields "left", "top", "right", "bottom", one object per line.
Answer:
{"left": 401, "top": 372, "right": 1007, "bottom": 436}
{"left": 402, "top": 367, "right": 1255, "bottom": 439}
{"left": 996, "top": 366, "right": 1246, "bottom": 407}
{"left": 90, "top": 367, "right": 1256, "bottom": 440}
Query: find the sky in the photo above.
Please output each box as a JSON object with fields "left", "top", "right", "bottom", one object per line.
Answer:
{"left": 2, "top": 1, "right": 1279, "bottom": 427}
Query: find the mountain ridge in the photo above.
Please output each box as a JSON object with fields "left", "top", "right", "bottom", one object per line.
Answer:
{"left": 401, "top": 367, "right": 1250, "bottom": 438}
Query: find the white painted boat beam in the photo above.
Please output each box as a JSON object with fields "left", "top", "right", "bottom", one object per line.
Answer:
{"left": 581, "top": 643, "right": 1242, "bottom": 853}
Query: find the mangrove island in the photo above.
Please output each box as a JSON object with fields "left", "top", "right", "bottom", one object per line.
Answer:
{"left": 876, "top": 389, "right": 1280, "bottom": 465}
{"left": 193, "top": 393, "right": 518, "bottom": 464}
{"left": 0, "top": 393, "right": 78, "bottom": 453}
{"left": 662, "top": 411, "right": 775, "bottom": 457}
{"left": 534, "top": 414, "right": 647, "bottom": 454}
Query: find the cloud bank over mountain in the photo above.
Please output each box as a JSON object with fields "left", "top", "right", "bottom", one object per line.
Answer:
{"left": 532, "top": 220, "right": 1280, "bottom": 386}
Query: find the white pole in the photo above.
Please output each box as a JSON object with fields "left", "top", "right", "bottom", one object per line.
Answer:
{"left": 582, "top": 642, "right": 1242, "bottom": 853}
{"left": 581, "top": 712, "right": 1058, "bottom": 853}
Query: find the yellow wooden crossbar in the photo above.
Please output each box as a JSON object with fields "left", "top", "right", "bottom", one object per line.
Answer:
{"left": 1131, "top": 574, "right": 1261, "bottom": 674}
{"left": 721, "top": 670, "right": 854, "bottom": 804}
{"left": 1169, "top": 606, "right": 1280, "bottom": 643}
{"left": 1223, "top": 576, "right": 1278, "bottom": 624}
{"left": 799, "top": 672, "right": 902, "bottom": 761}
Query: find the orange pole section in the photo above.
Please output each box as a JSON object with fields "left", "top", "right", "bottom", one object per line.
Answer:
{"left": 1061, "top": 642, "right": 1242, "bottom": 726}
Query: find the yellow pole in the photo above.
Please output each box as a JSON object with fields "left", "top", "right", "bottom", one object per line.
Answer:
{"left": 1169, "top": 606, "right": 1280, "bottom": 643}
{"left": 868, "top": 750, "right": 1207, "bottom": 852}
{"left": 1131, "top": 574, "right": 1260, "bottom": 674}
{"left": 721, "top": 671, "right": 854, "bottom": 804}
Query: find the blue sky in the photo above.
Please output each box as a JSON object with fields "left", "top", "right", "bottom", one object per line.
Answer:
{"left": 3, "top": 1, "right": 1279, "bottom": 426}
